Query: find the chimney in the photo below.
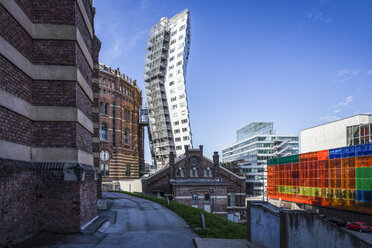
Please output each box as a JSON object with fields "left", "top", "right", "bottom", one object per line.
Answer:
{"left": 213, "top": 151, "right": 219, "bottom": 177}
{"left": 134, "top": 80, "right": 137, "bottom": 86}
{"left": 184, "top": 145, "right": 189, "bottom": 156}
{"left": 169, "top": 151, "right": 175, "bottom": 180}
{"left": 199, "top": 145, "right": 203, "bottom": 157}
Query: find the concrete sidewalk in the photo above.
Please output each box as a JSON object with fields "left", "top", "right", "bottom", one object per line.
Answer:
{"left": 193, "top": 238, "right": 265, "bottom": 248}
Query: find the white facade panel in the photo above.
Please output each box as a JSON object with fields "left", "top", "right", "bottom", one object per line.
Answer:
{"left": 300, "top": 114, "right": 372, "bottom": 153}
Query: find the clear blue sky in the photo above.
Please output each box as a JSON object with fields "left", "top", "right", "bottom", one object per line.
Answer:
{"left": 94, "top": 0, "right": 372, "bottom": 162}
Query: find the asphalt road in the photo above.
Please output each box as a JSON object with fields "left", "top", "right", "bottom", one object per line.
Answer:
{"left": 344, "top": 228, "right": 372, "bottom": 246}
{"left": 15, "top": 192, "right": 198, "bottom": 248}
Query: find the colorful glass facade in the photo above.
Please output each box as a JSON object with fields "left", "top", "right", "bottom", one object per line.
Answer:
{"left": 267, "top": 143, "right": 372, "bottom": 214}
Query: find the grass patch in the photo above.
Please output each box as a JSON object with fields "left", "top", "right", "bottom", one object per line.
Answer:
{"left": 110, "top": 191, "right": 247, "bottom": 239}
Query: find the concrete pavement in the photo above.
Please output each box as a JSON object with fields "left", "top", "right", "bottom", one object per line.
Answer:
{"left": 14, "top": 192, "right": 198, "bottom": 248}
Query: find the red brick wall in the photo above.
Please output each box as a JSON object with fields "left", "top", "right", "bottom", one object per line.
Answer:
{"left": 0, "top": 106, "right": 32, "bottom": 146}
{"left": 32, "top": 81, "right": 77, "bottom": 106}
{"left": 76, "top": 84, "right": 92, "bottom": 119}
{"left": 32, "top": 0, "right": 75, "bottom": 24}
{"left": 33, "top": 40, "right": 76, "bottom": 65}
{"left": 0, "top": 5, "right": 32, "bottom": 60}
{"left": 0, "top": 160, "right": 38, "bottom": 245}
{"left": 0, "top": 55, "right": 32, "bottom": 102}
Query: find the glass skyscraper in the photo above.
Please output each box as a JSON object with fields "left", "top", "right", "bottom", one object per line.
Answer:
{"left": 144, "top": 9, "right": 192, "bottom": 169}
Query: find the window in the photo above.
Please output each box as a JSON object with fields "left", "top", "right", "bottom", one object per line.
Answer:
{"left": 100, "top": 164, "right": 104, "bottom": 175}
{"left": 105, "top": 103, "right": 109, "bottom": 115}
{"left": 177, "top": 77, "right": 182, "bottom": 82}
{"left": 175, "top": 137, "right": 181, "bottom": 142}
{"left": 172, "top": 113, "right": 178, "bottom": 118}
{"left": 99, "top": 102, "right": 104, "bottom": 114}
{"left": 178, "top": 35, "right": 184, "bottom": 40}
{"left": 169, "top": 81, "right": 175, "bottom": 86}
{"left": 169, "top": 48, "right": 175, "bottom": 54}
{"left": 183, "top": 136, "right": 189, "bottom": 141}
{"left": 124, "top": 128, "right": 130, "bottom": 145}
{"left": 171, "top": 97, "right": 177, "bottom": 102}
{"left": 192, "top": 194, "right": 198, "bottom": 202}
{"left": 176, "top": 167, "right": 184, "bottom": 177}
{"left": 169, "top": 56, "right": 175, "bottom": 62}
{"left": 170, "top": 39, "right": 176, "bottom": 45}
{"left": 168, "top": 73, "right": 173, "bottom": 78}
{"left": 177, "top": 52, "right": 184, "bottom": 58}
{"left": 99, "top": 124, "right": 108, "bottom": 141}
{"left": 177, "top": 61, "right": 182, "bottom": 66}
{"left": 228, "top": 193, "right": 236, "bottom": 207}
{"left": 179, "top": 94, "right": 185, "bottom": 99}
{"left": 179, "top": 25, "right": 185, "bottom": 31}
{"left": 182, "top": 127, "right": 188, "bottom": 132}
{"left": 174, "top": 121, "right": 179, "bottom": 125}
{"left": 170, "top": 89, "right": 176, "bottom": 94}
{"left": 204, "top": 194, "right": 211, "bottom": 201}
{"left": 192, "top": 168, "right": 198, "bottom": 177}
{"left": 174, "top": 129, "right": 180, "bottom": 134}
{"left": 176, "top": 145, "right": 182, "bottom": 150}
{"left": 111, "top": 82, "right": 115, "bottom": 89}
{"left": 181, "top": 110, "right": 186, "bottom": 116}
{"left": 204, "top": 167, "right": 213, "bottom": 177}
{"left": 125, "top": 165, "right": 130, "bottom": 176}
{"left": 105, "top": 164, "right": 109, "bottom": 176}
{"left": 178, "top": 43, "right": 184, "bottom": 49}
{"left": 179, "top": 102, "right": 186, "bottom": 107}
{"left": 172, "top": 104, "right": 177, "bottom": 110}
{"left": 177, "top": 69, "right": 182, "bottom": 75}
{"left": 181, "top": 119, "right": 188, "bottom": 124}
{"left": 171, "top": 30, "right": 177, "bottom": 36}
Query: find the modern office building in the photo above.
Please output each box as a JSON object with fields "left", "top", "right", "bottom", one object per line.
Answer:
{"left": 143, "top": 9, "right": 193, "bottom": 170}
{"left": 301, "top": 114, "right": 372, "bottom": 153}
{"left": 97, "top": 63, "right": 144, "bottom": 189}
{"left": 222, "top": 122, "right": 299, "bottom": 196}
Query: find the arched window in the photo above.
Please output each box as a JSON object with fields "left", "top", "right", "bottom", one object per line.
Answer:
{"left": 99, "top": 123, "right": 108, "bottom": 141}
{"left": 190, "top": 168, "right": 198, "bottom": 177}
{"left": 99, "top": 102, "right": 104, "bottom": 114}
{"left": 176, "top": 168, "right": 184, "bottom": 177}
{"left": 125, "top": 165, "right": 131, "bottom": 176}
{"left": 124, "top": 128, "right": 130, "bottom": 145}
{"left": 105, "top": 103, "right": 109, "bottom": 115}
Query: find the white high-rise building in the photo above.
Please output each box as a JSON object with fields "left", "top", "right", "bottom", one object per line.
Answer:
{"left": 144, "top": 9, "right": 192, "bottom": 169}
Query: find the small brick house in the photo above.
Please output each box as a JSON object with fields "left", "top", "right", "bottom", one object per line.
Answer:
{"left": 142, "top": 145, "right": 246, "bottom": 222}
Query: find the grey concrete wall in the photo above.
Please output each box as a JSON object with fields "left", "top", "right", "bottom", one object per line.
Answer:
{"left": 251, "top": 204, "right": 280, "bottom": 248}
{"left": 248, "top": 202, "right": 371, "bottom": 248}
{"left": 285, "top": 211, "right": 371, "bottom": 248}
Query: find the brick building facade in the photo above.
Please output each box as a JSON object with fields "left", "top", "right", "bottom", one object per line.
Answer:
{"left": 0, "top": 0, "right": 100, "bottom": 245}
{"left": 96, "top": 63, "right": 144, "bottom": 189}
{"left": 142, "top": 146, "right": 246, "bottom": 222}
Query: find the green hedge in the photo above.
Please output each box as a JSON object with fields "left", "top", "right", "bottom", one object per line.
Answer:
{"left": 112, "top": 191, "right": 247, "bottom": 239}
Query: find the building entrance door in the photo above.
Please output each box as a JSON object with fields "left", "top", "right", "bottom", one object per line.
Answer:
{"left": 204, "top": 205, "right": 210, "bottom": 213}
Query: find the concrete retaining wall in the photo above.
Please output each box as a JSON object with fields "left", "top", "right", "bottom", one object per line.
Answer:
{"left": 247, "top": 201, "right": 371, "bottom": 248}
{"left": 250, "top": 203, "right": 280, "bottom": 248}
